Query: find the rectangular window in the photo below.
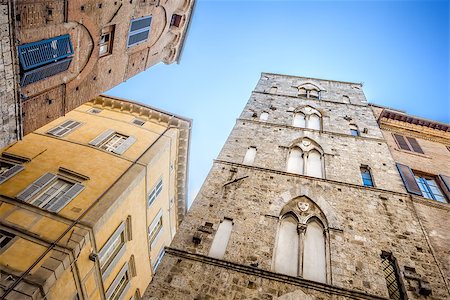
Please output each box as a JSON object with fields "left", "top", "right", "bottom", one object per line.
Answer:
{"left": 98, "top": 222, "right": 127, "bottom": 277}
{"left": 153, "top": 248, "right": 165, "bottom": 273}
{"left": 0, "top": 161, "right": 24, "bottom": 184}
{"left": 208, "top": 218, "right": 233, "bottom": 259}
{"left": 105, "top": 263, "right": 131, "bottom": 300}
{"left": 127, "top": 16, "right": 152, "bottom": 47}
{"left": 148, "top": 178, "right": 163, "bottom": 207}
{"left": 414, "top": 174, "right": 447, "bottom": 203}
{"left": 89, "top": 130, "right": 136, "bottom": 155}
{"left": 47, "top": 120, "right": 81, "bottom": 137}
{"left": 132, "top": 118, "right": 145, "bottom": 126}
{"left": 99, "top": 25, "right": 115, "bottom": 57}
{"left": 0, "top": 230, "right": 15, "bottom": 250}
{"left": 16, "top": 173, "right": 84, "bottom": 212}
{"left": 381, "top": 251, "right": 405, "bottom": 300}
{"left": 170, "top": 14, "right": 183, "bottom": 27}
{"left": 88, "top": 108, "right": 102, "bottom": 114}
{"left": 360, "top": 166, "right": 374, "bottom": 187}
{"left": 243, "top": 147, "right": 257, "bottom": 165}
{"left": 148, "top": 210, "right": 163, "bottom": 247}
{"left": 393, "top": 134, "right": 424, "bottom": 154}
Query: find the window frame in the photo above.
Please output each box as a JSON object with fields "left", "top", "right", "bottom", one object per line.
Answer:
{"left": 148, "top": 178, "right": 163, "bottom": 207}
{"left": 148, "top": 210, "right": 163, "bottom": 248}
{"left": 105, "top": 263, "right": 131, "bottom": 300}
{"left": 99, "top": 25, "right": 115, "bottom": 57}
{"left": 413, "top": 172, "right": 448, "bottom": 203}
{"left": 380, "top": 251, "right": 406, "bottom": 300}
{"left": 127, "top": 16, "right": 152, "bottom": 48}
{"left": 152, "top": 248, "right": 165, "bottom": 273}
{"left": 98, "top": 222, "right": 128, "bottom": 279}
{"left": 360, "top": 165, "right": 375, "bottom": 187}
{"left": 0, "top": 230, "right": 16, "bottom": 253}
{"left": 47, "top": 120, "right": 82, "bottom": 137}
{"left": 392, "top": 133, "right": 424, "bottom": 154}
{"left": 0, "top": 160, "right": 25, "bottom": 184}
{"left": 89, "top": 129, "right": 136, "bottom": 155}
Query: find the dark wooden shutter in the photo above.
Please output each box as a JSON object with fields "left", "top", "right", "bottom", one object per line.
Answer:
{"left": 396, "top": 163, "right": 422, "bottom": 196}
{"left": 21, "top": 57, "right": 72, "bottom": 86}
{"left": 393, "top": 134, "right": 410, "bottom": 151}
{"left": 17, "top": 173, "right": 56, "bottom": 201}
{"left": 0, "top": 165, "right": 25, "bottom": 184}
{"left": 406, "top": 137, "right": 424, "bottom": 154}
{"left": 89, "top": 129, "right": 114, "bottom": 146}
{"left": 45, "top": 183, "right": 84, "bottom": 212}
{"left": 18, "top": 34, "right": 73, "bottom": 70}
{"left": 113, "top": 136, "right": 136, "bottom": 155}
{"left": 439, "top": 174, "right": 450, "bottom": 192}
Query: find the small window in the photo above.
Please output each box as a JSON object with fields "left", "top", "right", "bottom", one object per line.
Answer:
{"left": 243, "top": 147, "right": 257, "bottom": 165}
{"left": 153, "top": 248, "right": 165, "bottom": 272}
{"left": 89, "top": 130, "right": 136, "bottom": 155}
{"left": 0, "top": 161, "right": 24, "bottom": 184}
{"left": 393, "top": 134, "right": 424, "bottom": 154}
{"left": 105, "top": 263, "right": 131, "bottom": 300}
{"left": 360, "top": 166, "right": 374, "bottom": 187}
{"left": 148, "top": 178, "right": 163, "bottom": 207}
{"left": 99, "top": 25, "right": 115, "bottom": 57}
{"left": 47, "top": 120, "right": 81, "bottom": 137}
{"left": 208, "top": 218, "right": 233, "bottom": 259}
{"left": 381, "top": 251, "right": 405, "bottom": 300}
{"left": 170, "top": 14, "right": 183, "bottom": 27}
{"left": 88, "top": 108, "right": 102, "bottom": 114}
{"left": 16, "top": 173, "right": 84, "bottom": 212}
{"left": 132, "top": 118, "right": 145, "bottom": 126}
{"left": 98, "top": 222, "right": 127, "bottom": 275}
{"left": 0, "top": 230, "right": 15, "bottom": 250}
{"left": 148, "top": 210, "right": 163, "bottom": 247}
{"left": 259, "top": 112, "right": 269, "bottom": 121}
{"left": 127, "top": 16, "right": 152, "bottom": 47}
{"left": 269, "top": 86, "right": 277, "bottom": 94}
{"left": 350, "top": 124, "right": 360, "bottom": 136}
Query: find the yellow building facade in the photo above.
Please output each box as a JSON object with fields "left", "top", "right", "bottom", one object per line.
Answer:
{"left": 0, "top": 95, "right": 191, "bottom": 299}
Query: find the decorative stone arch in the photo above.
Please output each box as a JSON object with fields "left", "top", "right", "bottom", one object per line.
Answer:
{"left": 286, "top": 137, "right": 325, "bottom": 178}
{"left": 297, "top": 81, "right": 325, "bottom": 99}
{"left": 292, "top": 105, "right": 324, "bottom": 131}
{"left": 272, "top": 195, "right": 332, "bottom": 283}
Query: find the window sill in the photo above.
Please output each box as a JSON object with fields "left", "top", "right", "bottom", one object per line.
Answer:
{"left": 393, "top": 148, "right": 431, "bottom": 159}
{"left": 411, "top": 195, "right": 450, "bottom": 210}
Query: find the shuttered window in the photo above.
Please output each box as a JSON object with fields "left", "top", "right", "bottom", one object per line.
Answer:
{"left": 153, "top": 248, "right": 165, "bottom": 273}
{"left": 89, "top": 130, "right": 136, "bottom": 155}
{"left": 127, "top": 16, "right": 152, "bottom": 47}
{"left": 105, "top": 263, "right": 131, "bottom": 300}
{"left": 0, "top": 162, "right": 24, "bottom": 184}
{"left": 440, "top": 174, "right": 450, "bottom": 193}
{"left": 148, "top": 178, "right": 163, "bottom": 207}
{"left": 47, "top": 120, "right": 82, "bottom": 137}
{"left": 99, "top": 222, "right": 127, "bottom": 278}
{"left": 0, "top": 230, "right": 15, "bottom": 250}
{"left": 148, "top": 210, "right": 163, "bottom": 248}
{"left": 18, "top": 34, "right": 73, "bottom": 70}
{"left": 20, "top": 57, "right": 73, "bottom": 86}
{"left": 393, "top": 134, "right": 424, "bottom": 154}
{"left": 16, "top": 173, "right": 84, "bottom": 212}
{"left": 396, "top": 163, "right": 422, "bottom": 196}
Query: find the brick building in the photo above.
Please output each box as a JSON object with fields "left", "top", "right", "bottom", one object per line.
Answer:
{"left": 144, "top": 73, "right": 449, "bottom": 299}
{"left": 0, "top": 0, "right": 195, "bottom": 148}
{"left": 0, "top": 94, "right": 191, "bottom": 299}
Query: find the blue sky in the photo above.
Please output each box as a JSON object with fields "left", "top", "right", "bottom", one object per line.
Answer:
{"left": 107, "top": 0, "right": 450, "bottom": 207}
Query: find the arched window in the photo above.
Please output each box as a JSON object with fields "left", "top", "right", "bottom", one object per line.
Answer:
{"left": 350, "top": 124, "right": 360, "bottom": 136}
{"left": 306, "top": 149, "right": 322, "bottom": 178}
{"left": 287, "top": 147, "right": 303, "bottom": 174}
{"left": 293, "top": 113, "right": 306, "bottom": 128}
{"left": 269, "top": 86, "right": 278, "bottom": 94}
{"left": 286, "top": 139, "right": 324, "bottom": 178}
{"left": 260, "top": 112, "right": 269, "bottom": 121}
{"left": 298, "top": 87, "right": 307, "bottom": 97}
{"left": 292, "top": 107, "right": 322, "bottom": 131}
{"left": 297, "top": 83, "right": 322, "bottom": 100}
{"left": 308, "top": 114, "right": 321, "bottom": 130}
{"left": 273, "top": 207, "right": 328, "bottom": 283}
{"left": 273, "top": 215, "right": 299, "bottom": 276}
{"left": 342, "top": 95, "right": 350, "bottom": 103}
{"left": 303, "top": 219, "right": 326, "bottom": 282}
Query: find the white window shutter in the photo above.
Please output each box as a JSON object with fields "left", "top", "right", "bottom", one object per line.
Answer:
{"left": 89, "top": 129, "right": 115, "bottom": 146}
{"left": 45, "top": 183, "right": 85, "bottom": 212}
{"left": 17, "top": 173, "right": 56, "bottom": 201}
{"left": 0, "top": 165, "right": 25, "bottom": 184}
{"left": 113, "top": 136, "right": 136, "bottom": 155}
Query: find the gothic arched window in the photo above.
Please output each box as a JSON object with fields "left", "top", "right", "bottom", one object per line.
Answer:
{"left": 292, "top": 106, "right": 322, "bottom": 131}
{"left": 286, "top": 139, "right": 324, "bottom": 178}
{"left": 273, "top": 206, "right": 328, "bottom": 283}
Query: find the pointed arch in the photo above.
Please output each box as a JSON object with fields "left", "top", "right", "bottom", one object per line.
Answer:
{"left": 293, "top": 112, "right": 306, "bottom": 128}
{"left": 292, "top": 106, "right": 322, "bottom": 131}
{"left": 287, "top": 147, "right": 303, "bottom": 175}
{"left": 286, "top": 138, "right": 324, "bottom": 178}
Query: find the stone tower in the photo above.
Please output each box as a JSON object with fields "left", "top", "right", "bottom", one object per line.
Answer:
{"left": 144, "top": 73, "right": 449, "bottom": 299}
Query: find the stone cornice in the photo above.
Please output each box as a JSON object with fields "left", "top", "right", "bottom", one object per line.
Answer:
{"left": 261, "top": 72, "right": 363, "bottom": 86}
{"left": 238, "top": 118, "right": 386, "bottom": 143}
{"left": 213, "top": 159, "right": 408, "bottom": 198}
{"left": 165, "top": 247, "right": 388, "bottom": 300}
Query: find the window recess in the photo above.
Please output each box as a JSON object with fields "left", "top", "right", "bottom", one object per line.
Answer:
{"left": 0, "top": 160, "right": 25, "bottom": 184}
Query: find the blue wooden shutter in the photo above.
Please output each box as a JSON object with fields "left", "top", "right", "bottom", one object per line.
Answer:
{"left": 113, "top": 136, "right": 136, "bottom": 155}
{"left": 45, "top": 183, "right": 84, "bottom": 212}
{"left": 17, "top": 173, "right": 56, "bottom": 201}
{"left": 396, "top": 163, "right": 422, "bottom": 196}
{"left": 18, "top": 34, "right": 74, "bottom": 70}
{"left": 127, "top": 16, "right": 152, "bottom": 47}
{"left": 0, "top": 165, "right": 24, "bottom": 184}
{"left": 21, "top": 57, "right": 72, "bottom": 86}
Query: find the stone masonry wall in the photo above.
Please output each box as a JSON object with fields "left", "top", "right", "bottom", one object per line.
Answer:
{"left": 0, "top": 2, "right": 19, "bottom": 148}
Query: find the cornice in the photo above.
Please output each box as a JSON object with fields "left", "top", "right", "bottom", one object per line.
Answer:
{"left": 261, "top": 72, "right": 363, "bottom": 87}
{"left": 165, "top": 247, "right": 388, "bottom": 300}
